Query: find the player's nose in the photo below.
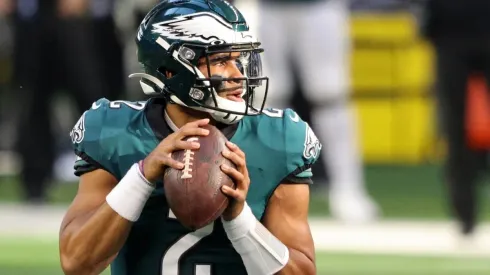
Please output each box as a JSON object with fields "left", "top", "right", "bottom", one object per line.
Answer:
{"left": 228, "top": 62, "right": 244, "bottom": 84}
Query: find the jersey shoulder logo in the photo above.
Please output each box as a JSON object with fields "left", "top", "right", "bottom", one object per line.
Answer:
{"left": 289, "top": 111, "right": 299, "bottom": 122}
{"left": 91, "top": 101, "right": 102, "bottom": 110}
{"left": 70, "top": 111, "right": 86, "bottom": 144}
{"left": 303, "top": 125, "right": 321, "bottom": 160}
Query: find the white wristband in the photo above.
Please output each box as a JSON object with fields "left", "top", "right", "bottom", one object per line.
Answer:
{"left": 106, "top": 163, "right": 154, "bottom": 222}
{"left": 222, "top": 202, "right": 289, "bottom": 275}
{"left": 221, "top": 203, "right": 257, "bottom": 241}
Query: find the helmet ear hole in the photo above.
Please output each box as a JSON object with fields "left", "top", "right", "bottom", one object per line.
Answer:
{"left": 158, "top": 66, "right": 177, "bottom": 79}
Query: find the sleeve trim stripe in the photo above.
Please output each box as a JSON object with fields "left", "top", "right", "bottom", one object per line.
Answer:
{"left": 74, "top": 150, "right": 115, "bottom": 178}
{"left": 285, "top": 164, "right": 313, "bottom": 180}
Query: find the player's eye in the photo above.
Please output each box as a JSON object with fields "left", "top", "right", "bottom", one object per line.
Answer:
{"left": 216, "top": 60, "right": 227, "bottom": 67}
{"left": 210, "top": 56, "right": 229, "bottom": 66}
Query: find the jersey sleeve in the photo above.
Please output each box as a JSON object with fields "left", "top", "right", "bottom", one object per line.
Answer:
{"left": 70, "top": 98, "right": 118, "bottom": 177}
{"left": 73, "top": 156, "right": 99, "bottom": 176}
{"left": 281, "top": 109, "right": 322, "bottom": 184}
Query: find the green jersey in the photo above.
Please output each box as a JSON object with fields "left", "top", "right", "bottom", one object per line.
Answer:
{"left": 71, "top": 98, "right": 321, "bottom": 275}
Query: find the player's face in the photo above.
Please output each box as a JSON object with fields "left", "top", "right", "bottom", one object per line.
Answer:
{"left": 197, "top": 52, "right": 245, "bottom": 102}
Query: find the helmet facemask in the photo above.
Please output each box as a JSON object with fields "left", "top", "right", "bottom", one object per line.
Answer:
{"left": 169, "top": 42, "right": 269, "bottom": 124}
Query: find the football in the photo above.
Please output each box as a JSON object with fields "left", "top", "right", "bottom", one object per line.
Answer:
{"left": 163, "top": 124, "right": 236, "bottom": 230}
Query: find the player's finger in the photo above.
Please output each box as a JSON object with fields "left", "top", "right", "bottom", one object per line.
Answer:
{"left": 226, "top": 141, "right": 245, "bottom": 158}
{"left": 158, "top": 155, "right": 184, "bottom": 170}
{"left": 172, "top": 139, "right": 200, "bottom": 151}
{"left": 176, "top": 126, "right": 209, "bottom": 139}
{"left": 221, "top": 164, "right": 245, "bottom": 183}
{"left": 222, "top": 149, "right": 245, "bottom": 168}
{"left": 221, "top": 185, "right": 244, "bottom": 201}
{"left": 222, "top": 147, "right": 249, "bottom": 179}
{"left": 183, "top": 118, "right": 210, "bottom": 128}
{"left": 227, "top": 142, "right": 250, "bottom": 178}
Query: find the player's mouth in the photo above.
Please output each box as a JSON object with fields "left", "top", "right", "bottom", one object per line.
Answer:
{"left": 222, "top": 88, "right": 244, "bottom": 102}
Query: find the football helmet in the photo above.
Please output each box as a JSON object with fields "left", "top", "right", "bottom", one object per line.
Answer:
{"left": 130, "top": 0, "right": 269, "bottom": 124}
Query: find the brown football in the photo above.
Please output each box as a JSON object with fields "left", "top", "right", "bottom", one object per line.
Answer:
{"left": 163, "top": 124, "right": 236, "bottom": 230}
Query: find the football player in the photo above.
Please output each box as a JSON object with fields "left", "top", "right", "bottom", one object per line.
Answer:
{"left": 59, "top": 1, "right": 321, "bottom": 275}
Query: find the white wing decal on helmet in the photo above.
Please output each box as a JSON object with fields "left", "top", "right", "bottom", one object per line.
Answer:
{"left": 152, "top": 12, "right": 254, "bottom": 44}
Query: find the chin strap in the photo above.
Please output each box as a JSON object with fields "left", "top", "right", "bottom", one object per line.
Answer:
{"left": 169, "top": 93, "right": 244, "bottom": 125}
{"left": 129, "top": 73, "right": 245, "bottom": 124}
{"left": 210, "top": 110, "right": 243, "bottom": 124}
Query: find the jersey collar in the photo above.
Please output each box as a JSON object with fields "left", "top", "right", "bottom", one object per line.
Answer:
{"left": 164, "top": 110, "right": 179, "bottom": 132}
{"left": 145, "top": 98, "right": 172, "bottom": 140}
{"left": 145, "top": 98, "right": 239, "bottom": 140}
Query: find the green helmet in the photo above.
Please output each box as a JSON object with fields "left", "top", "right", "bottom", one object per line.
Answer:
{"left": 130, "top": 0, "right": 269, "bottom": 124}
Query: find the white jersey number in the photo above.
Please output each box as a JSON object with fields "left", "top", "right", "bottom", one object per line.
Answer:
{"left": 263, "top": 108, "right": 299, "bottom": 122}
{"left": 109, "top": 100, "right": 147, "bottom": 110}
{"left": 161, "top": 210, "right": 213, "bottom": 275}
{"left": 262, "top": 108, "right": 284, "bottom": 118}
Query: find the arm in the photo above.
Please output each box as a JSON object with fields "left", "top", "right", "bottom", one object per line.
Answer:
{"left": 59, "top": 169, "right": 132, "bottom": 275}
{"left": 219, "top": 142, "right": 315, "bottom": 275}
{"left": 262, "top": 183, "right": 315, "bottom": 275}
{"left": 60, "top": 118, "right": 211, "bottom": 275}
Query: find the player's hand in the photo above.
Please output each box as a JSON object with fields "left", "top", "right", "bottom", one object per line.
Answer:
{"left": 142, "top": 118, "right": 210, "bottom": 183}
{"left": 220, "top": 141, "right": 250, "bottom": 221}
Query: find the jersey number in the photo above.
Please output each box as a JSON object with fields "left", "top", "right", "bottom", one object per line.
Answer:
{"left": 262, "top": 108, "right": 284, "bottom": 118}
{"left": 263, "top": 108, "right": 299, "bottom": 122}
{"left": 109, "top": 100, "right": 147, "bottom": 110}
{"left": 162, "top": 210, "right": 213, "bottom": 275}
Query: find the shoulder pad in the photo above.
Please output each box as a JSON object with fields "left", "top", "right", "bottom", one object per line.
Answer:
{"left": 259, "top": 108, "right": 322, "bottom": 178}
{"left": 70, "top": 98, "right": 111, "bottom": 146}
{"left": 70, "top": 98, "right": 149, "bottom": 177}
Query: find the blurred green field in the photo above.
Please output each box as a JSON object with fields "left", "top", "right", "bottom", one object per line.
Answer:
{"left": 1, "top": 238, "right": 490, "bottom": 275}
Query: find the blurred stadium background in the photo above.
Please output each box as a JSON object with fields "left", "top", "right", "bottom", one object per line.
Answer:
{"left": 1, "top": 0, "right": 490, "bottom": 274}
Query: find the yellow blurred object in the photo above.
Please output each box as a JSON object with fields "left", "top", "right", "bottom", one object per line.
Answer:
{"left": 355, "top": 97, "right": 435, "bottom": 163}
{"left": 391, "top": 96, "right": 435, "bottom": 163}
{"left": 355, "top": 100, "right": 394, "bottom": 162}
{"left": 350, "top": 13, "right": 438, "bottom": 163}
{"left": 351, "top": 13, "right": 417, "bottom": 44}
